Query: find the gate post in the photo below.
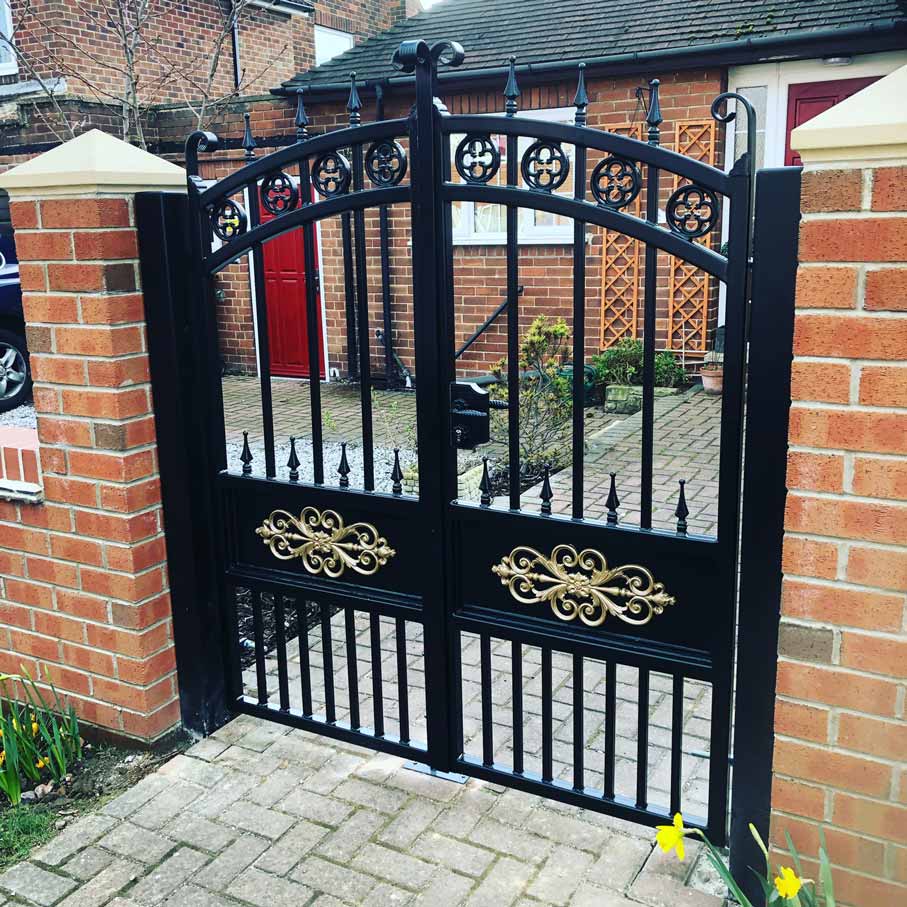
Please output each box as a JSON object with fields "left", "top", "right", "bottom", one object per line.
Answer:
{"left": 731, "top": 166, "right": 801, "bottom": 896}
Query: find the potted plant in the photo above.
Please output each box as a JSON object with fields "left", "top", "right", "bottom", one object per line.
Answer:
{"left": 700, "top": 350, "right": 723, "bottom": 395}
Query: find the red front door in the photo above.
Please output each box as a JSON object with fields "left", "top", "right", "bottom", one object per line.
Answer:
{"left": 785, "top": 76, "right": 880, "bottom": 166}
{"left": 260, "top": 199, "right": 325, "bottom": 379}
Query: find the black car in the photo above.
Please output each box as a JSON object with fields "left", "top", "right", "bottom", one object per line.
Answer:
{"left": 0, "top": 190, "right": 30, "bottom": 413}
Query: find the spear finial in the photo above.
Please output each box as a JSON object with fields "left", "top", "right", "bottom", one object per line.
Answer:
{"left": 241, "top": 112, "right": 256, "bottom": 160}
{"left": 573, "top": 63, "right": 589, "bottom": 127}
{"left": 606, "top": 472, "right": 620, "bottom": 525}
{"left": 338, "top": 442, "right": 351, "bottom": 488}
{"left": 646, "top": 78, "right": 663, "bottom": 145}
{"left": 240, "top": 431, "right": 253, "bottom": 476}
{"left": 540, "top": 463, "right": 553, "bottom": 516}
{"left": 479, "top": 457, "right": 492, "bottom": 507}
{"left": 286, "top": 436, "right": 300, "bottom": 482}
{"left": 347, "top": 72, "right": 362, "bottom": 126}
{"left": 504, "top": 56, "right": 520, "bottom": 117}
{"left": 391, "top": 448, "right": 404, "bottom": 496}
{"left": 295, "top": 88, "right": 309, "bottom": 142}
{"left": 675, "top": 479, "right": 689, "bottom": 535}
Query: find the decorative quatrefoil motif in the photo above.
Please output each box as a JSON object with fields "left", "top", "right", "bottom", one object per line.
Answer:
{"left": 665, "top": 184, "right": 719, "bottom": 239}
{"left": 260, "top": 171, "right": 298, "bottom": 215}
{"left": 312, "top": 151, "right": 352, "bottom": 197}
{"left": 209, "top": 198, "right": 247, "bottom": 241}
{"left": 365, "top": 140, "right": 408, "bottom": 186}
{"left": 454, "top": 134, "right": 501, "bottom": 184}
{"left": 590, "top": 156, "right": 642, "bottom": 209}
{"left": 521, "top": 140, "right": 569, "bottom": 192}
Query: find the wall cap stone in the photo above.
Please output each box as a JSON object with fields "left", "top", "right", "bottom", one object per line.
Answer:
{"left": 791, "top": 63, "right": 907, "bottom": 167}
{"left": 0, "top": 128, "right": 186, "bottom": 196}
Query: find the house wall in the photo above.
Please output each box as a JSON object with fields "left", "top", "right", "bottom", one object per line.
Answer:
{"left": 182, "top": 67, "right": 726, "bottom": 381}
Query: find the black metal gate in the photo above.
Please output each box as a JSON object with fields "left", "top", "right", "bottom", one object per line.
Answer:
{"left": 138, "top": 38, "right": 800, "bottom": 868}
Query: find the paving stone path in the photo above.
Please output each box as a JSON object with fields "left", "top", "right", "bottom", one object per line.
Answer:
{"left": 0, "top": 714, "right": 729, "bottom": 906}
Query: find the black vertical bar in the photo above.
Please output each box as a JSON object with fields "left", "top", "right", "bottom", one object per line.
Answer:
{"left": 670, "top": 673, "right": 684, "bottom": 816}
{"left": 296, "top": 599, "right": 313, "bottom": 717}
{"left": 408, "top": 42, "right": 454, "bottom": 772}
{"left": 636, "top": 668, "right": 649, "bottom": 809}
{"left": 370, "top": 613, "right": 385, "bottom": 736}
{"left": 379, "top": 204, "right": 395, "bottom": 385}
{"left": 730, "top": 167, "right": 800, "bottom": 897}
{"left": 320, "top": 601, "right": 336, "bottom": 723}
{"left": 542, "top": 647, "right": 553, "bottom": 783}
{"left": 395, "top": 618, "right": 410, "bottom": 743}
{"left": 341, "top": 213, "right": 359, "bottom": 378}
{"left": 573, "top": 653, "right": 584, "bottom": 790}
{"left": 251, "top": 590, "right": 268, "bottom": 705}
{"left": 274, "top": 595, "right": 290, "bottom": 712}
{"left": 245, "top": 199, "right": 276, "bottom": 478}
{"left": 511, "top": 640, "right": 523, "bottom": 774}
{"left": 344, "top": 606, "right": 360, "bottom": 730}
{"left": 480, "top": 633, "right": 493, "bottom": 766}
{"left": 604, "top": 660, "right": 616, "bottom": 799}
{"left": 640, "top": 169, "right": 659, "bottom": 529}
{"left": 352, "top": 144, "right": 375, "bottom": 490}
{"left": 299, "top": 162, "right": 324, "bottom": 484}
{"left": 506, "top": 131, "right": 520, "bottom": 510}
{"left": 572, "top": 144, "right": 587, "bottom": 519}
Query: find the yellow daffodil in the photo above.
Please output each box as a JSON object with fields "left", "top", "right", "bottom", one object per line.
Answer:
{"left": 655, "top": 813, "right": 687, "bottom": 861}
{"left": 775, "top": 866, "right": 803, "bottom": 899}
{"left": 32, "top": 721, "right": 39, "bottom": 737}
{"left": 0, "top": 750, "right": 5, "bottom": 767}
{"left": 36, "top": 757, "right": 46, "bottom": 770}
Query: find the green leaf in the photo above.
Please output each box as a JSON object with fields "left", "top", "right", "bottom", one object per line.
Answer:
{"left": 785, "top": 831, "right": 805, "bottom": 879}
{"left": 818, "top": 831, "right": 836, "bottom": 907}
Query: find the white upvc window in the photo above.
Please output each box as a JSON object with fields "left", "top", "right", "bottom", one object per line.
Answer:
{"left": 451, "top": 106, "right": 576, "bottom": 245}
{"left": 314, "top": 25, "right": 354, "bottom": 67}
{"left": 0, "top": 1, "right": 18, "bottom": 77}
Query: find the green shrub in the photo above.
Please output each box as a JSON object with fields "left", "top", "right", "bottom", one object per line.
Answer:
{"left": 0, "top": 668, "right": 82, "bottom": 806}
{"left": 490, "top": 315, "right": 573, "bottom": 478}
{"left": 591, "top": 340, "right": 688, "bottom": 389}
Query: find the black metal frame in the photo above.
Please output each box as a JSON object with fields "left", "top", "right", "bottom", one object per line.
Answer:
{"left": 139, "top": 36, "right": 800, "bottom": 877}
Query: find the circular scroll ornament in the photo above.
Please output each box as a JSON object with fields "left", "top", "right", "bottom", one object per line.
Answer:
{"left": 209, "top": 198, "right": 247, "bottom": 241}
{"left": 365, "top": 140, "right": 408, "bottom": 186}
{"left": 520, "top": 139, "right": 569, "bottom": 192}
{"left": 311, "top": 151, "right": 352, "bottom": 197}
{"left": 590, "top": 156, "right": 642, "bottom": 209}
{"left": 665, "top": 184, "right": 719, "bottom": 239}
{"left": 454, "top": 134, "right": 501, "bottom": 184}
{"left": 260, "top": 171, "right": 298, "bottom": 215}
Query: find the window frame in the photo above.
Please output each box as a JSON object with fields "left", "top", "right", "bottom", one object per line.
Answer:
{"left": 451, "top": 106, "right": 577, "bottom": 246}
{"left": 0, "top": 0, "right": 18, "bottom": 77}
{"left": 314, "top": 24, "right": 355, "bottom": 67}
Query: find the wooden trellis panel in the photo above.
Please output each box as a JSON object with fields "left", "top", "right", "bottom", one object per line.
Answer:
{"left": 667, "top": 120, "right": 717, "bottom": 352}
{"left": 599, "top": 123, "right": 643, "bottom": 348}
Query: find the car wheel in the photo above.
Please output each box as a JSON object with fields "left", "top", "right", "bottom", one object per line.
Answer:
{"left": 0, "top": 328, "right": 32, "bottom": 414}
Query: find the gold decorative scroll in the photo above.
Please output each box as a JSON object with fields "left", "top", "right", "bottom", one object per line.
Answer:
{"left": 492, "top": 544, "right": 675, "bottom": 627}
{"left": 256, "top": 507, "right": 395, "bottom": 578}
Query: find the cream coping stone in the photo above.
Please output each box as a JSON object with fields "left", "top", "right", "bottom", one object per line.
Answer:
{"left": 0, "top": 128, "right": 186, "bottom": 196}
{"left": 791, "top": 63, "right": 907, "bottom": 167}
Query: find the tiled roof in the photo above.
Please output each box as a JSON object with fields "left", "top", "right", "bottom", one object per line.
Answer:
{"left": 279, "top": 0, "right": 907, "bottom": 93}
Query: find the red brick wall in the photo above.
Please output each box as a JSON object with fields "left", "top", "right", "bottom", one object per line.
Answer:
{"left": 191, "top": 68, "right": 725, "bottom": 378}
{"left": 0, "top": 193, "right": 179, "bottom": 743}
{"left": 773, "top": 164, "right": 907, "bottom": 907}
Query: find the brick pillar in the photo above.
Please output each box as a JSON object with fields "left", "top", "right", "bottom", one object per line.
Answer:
{"left": 0, "top": 130, "right": 187, "bottom": 743}
{"left": 773, "top": 69, "right": 907, "bottom": 906}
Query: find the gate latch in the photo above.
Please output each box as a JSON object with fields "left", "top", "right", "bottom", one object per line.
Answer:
{"left": 450, "top": 381, "right": 490, "bottom": 450}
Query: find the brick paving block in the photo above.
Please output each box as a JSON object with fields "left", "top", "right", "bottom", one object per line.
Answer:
{"left": 102, "top": 774, "right": 171, "bottom": 820}
{"left": 184, "top": 738, "right": 230, "bottom": 761}
{"left": 587, "top": 836, "right": 652, "bottom": 890}
{"left": 528, "top": 846, "right": 596, "bottom": 905}
{"left": 291, "top": 855, "right": 378, "bottom": 902}
{"left": 411, "top": 831, "right": 496, "bottom": 878}
{"left": 162, "top": 815, "right": 238, "bottom": 854}
{"left": 234, "top": 722, "right": 293, "bottom": 753}
{"left": 359, "top": 881, "right": 415, "bottom": 906}
{"left": 191, "top": 773, "right": 259, "bottom": 819}
{"left": 161, "top": 885, "right": 236, "bottom": 907}
{"left": 630, "top": 872, "right": 725, "bottom": 907}
{"left": 0, "top": 861, "right": 78, "bottom": 905}
{"left": 214, "top": 746, "right": 288, "bottom": 778}
{"left": 351, "top": 842, "right": 439, "bottom": 891}
{"left": 381, "top": 764, "right": 464, "bottom": 802}
{"left": 193, "top": 834, "right": 269, "bottom": 892}
{"left": 130, "top": 781, "right": 205, "bottom": 830}
{"left": 303, "top": 752, "right": 370, "bottom": 795}
{"left": 316, "top": 809, "right": 386, "bottom": 862}
{"left": 572, "top": 882, "right": 650, "bottom": 906}
{"left": 98, "top": 822, "right": 176, "bottom": 865}
{"left": 410, "top": 868, "right": 475, "bottom": 907}
{"left": 33, "top": 813, "right": 118, "bottom": 866}
{"left": 253, "top": 819, "right": 328, "bottom": 874}
{"left": 246, "top": 770, "right": 306, "bottom": 808}
{"left": 58, "top": 858, "right": 142, "bottom": 907}
{"left": 464, "top": 856, "right": 534, "bottom": 907}
{"left": 642, "top": 837, "right": 702, "bottom": 881}
{"left": 61, "top": 845, "right": 116, "bottom": 881}
{"left": 279, "top": 787, "right": 355, "bottom": 826}
{"left": 378, "top": 799, "right": 443, "bottom": 848}
{"left": 227, "top": 866, "right": 313, "bottom": 907}
{"left": 158, "top": 755, "right": 227, "bottom": 788}
{"left": 129, "top": 847, "right": 209, "bottom": 904}
{"left": 432, "top": 786, "right": 497, "bottom": 837}
{"left": 334, "top": 777, "right": 410, "bottom": 813}
{"left": 468, "top": 817, "right": 552, "bottom": 864}
{"left": 219, "top": 801, "right": 295, "bottom": 840}
{"left": 525, "top": 808, "right": 613, "bottom": 853}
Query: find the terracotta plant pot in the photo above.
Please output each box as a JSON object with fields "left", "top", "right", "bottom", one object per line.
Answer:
{"left": 700, "top": 368, "right": 723, "bottom": 395}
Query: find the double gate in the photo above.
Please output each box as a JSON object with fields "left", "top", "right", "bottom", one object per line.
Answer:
{"left": 138, "top": 38, "right": 800, "bottom": 867}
